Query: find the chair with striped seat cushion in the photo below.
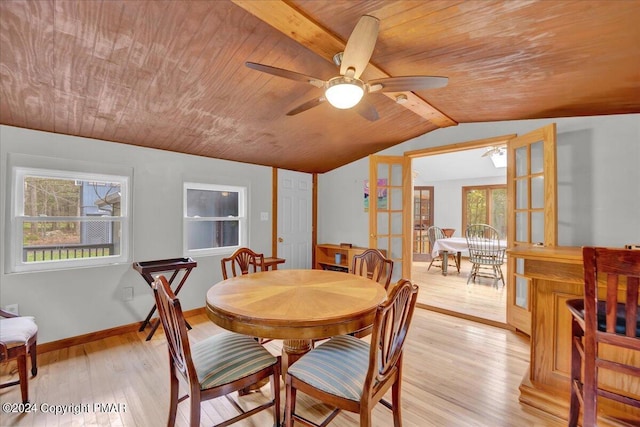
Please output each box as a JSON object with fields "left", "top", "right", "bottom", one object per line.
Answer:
{"left": 285, "top": 279, "right": 419, "bottom": 427}
{"left": 350, "top": 248, "right": 394, "bottom": 339}
{"left": 152, "top": 275, "right": 281, "bottom": 427}
{"left": 220, "top": 247, "right": 272, "bottom": 346}
{"left": 0, "top": 309, "right": 38, "bottom": 404}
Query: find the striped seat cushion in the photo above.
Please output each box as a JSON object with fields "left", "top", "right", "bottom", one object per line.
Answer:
{"left": 0, "top": 316, "right": 37, "bottom": 348}
{"left": 288, "top": 335, "right": 369, "bottom": 402}
{"left": 192, "top": 332, "right": 277, "bottom": 390}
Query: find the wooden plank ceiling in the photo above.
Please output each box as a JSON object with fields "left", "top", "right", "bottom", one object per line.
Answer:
{"left": 1, "top": 0, "right": 639, "bottom": 173}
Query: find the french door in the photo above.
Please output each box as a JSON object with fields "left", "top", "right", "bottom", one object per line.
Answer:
{"left": 506, "top": 124, "right": 558, "bottom": 334}
{"left": 368, "top": 155, "right": 408, "bottom": 282}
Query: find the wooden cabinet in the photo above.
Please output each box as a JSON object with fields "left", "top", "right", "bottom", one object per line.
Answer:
{"left": 315, "top": 244, "right": 383, "bottom": 272}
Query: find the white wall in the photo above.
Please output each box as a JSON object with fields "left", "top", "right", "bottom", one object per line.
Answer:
{"left": 428, "top": 176, "right": 506, "bottom": 238}
{"left": 0, "top": 125, "right": 273, "bottom": 343}
{"left": 318, "top": 114, "right": 640, "bottom": 248}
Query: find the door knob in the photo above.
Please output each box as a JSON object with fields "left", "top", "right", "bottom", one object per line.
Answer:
{"left": 278, "top": 237, "right": 284, "bottom": 242}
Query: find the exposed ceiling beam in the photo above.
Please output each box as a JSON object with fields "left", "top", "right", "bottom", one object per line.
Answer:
{"left": 232, "top": 0, "right": 457, "bottom": 128}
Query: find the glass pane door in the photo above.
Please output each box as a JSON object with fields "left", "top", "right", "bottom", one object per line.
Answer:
{"left": 369, "top": 155, "right": 405, "bottom": 282}
{"left": 506, "top": 124, "right": 557, "bottom": 335}
{"left": 413, "top": 186, "right": 433, "bottom": 258}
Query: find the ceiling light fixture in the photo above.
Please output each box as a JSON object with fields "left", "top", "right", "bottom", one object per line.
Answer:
{"left": 324, "top": 76, "right": 365, "bottom": 109}
{"left": 490, "top": 148, "right": 507, "bottom": 168}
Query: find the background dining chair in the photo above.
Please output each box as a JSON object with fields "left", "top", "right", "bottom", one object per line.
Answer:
{"left": 350, "top": 248, "right": 394, "bottom": 338}
{"left": 565, "top": 246, "right": 640, "bottom": 427}
{"left": 220, "top": 247, "right": 265, "bottom": 280}
{"left": 284, "top": 279, "right": 419, "bottom": 427}
{"left": 221, "top": 247, "right": 271, "bottom": 345}
{"left": 0, "top": 309, "right": 38, "bottom": 403}
{"left": 427, "top": 226, "right": 460, "bottom": 273}
{"left": 152, "top": 275, "right": 281, "bottom": 427}
{"left": 464, "top": 223, "right": 505, "bottom": 287}
{"left": 351, "top": 248, "right": 394, "bottom": 290}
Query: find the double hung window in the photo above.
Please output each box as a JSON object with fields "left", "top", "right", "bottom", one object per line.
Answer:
{"left": 183, "top": 183, "right": 247, "bottom": 256}
{"left": 10, "top": 166, "right": 130, "bottom": 272}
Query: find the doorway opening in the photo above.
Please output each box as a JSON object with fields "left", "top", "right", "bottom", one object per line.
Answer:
{"left": 408, "top": 136, "right": 511, "bottom": 327}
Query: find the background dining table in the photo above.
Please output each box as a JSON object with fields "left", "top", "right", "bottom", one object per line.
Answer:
{"left": 431, "top": 237, "right": 507, "bottom": 276}
{"left": 205, "top": 269, "right": 388, "bottom": 376}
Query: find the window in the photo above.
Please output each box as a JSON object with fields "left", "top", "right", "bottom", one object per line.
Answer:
{"left": 462, "top": 185, "right": 507, "bottom": 238}
{"left": 10, "top": 167, "right": 130, "bottom": 272}
{"left": 183, "top": 183, "right": 247, "bottom": 256}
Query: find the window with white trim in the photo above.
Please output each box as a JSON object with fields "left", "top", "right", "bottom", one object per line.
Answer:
{"left": 183, "top": 182, "right": 247, "bottom": 256}
{"left": 10, "top": 167, "right": 130, "bottom": 272}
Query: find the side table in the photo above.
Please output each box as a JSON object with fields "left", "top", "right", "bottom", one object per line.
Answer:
{"left": 133, "top": 257, "right": 197, "bottom": 340}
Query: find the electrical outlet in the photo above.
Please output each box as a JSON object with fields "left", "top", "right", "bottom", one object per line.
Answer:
{"left": 122, "top": 287, "right": 134, "bottom": 301}
{"left": 4, "top": 304, "right": 19, "bottom": 315}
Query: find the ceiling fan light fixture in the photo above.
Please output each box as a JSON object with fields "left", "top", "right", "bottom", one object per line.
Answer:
{"left": 325, "top": 76, "right": 365, "bottom": 109}
{"left": 490, "top": 148, "right": 507, "bottom": 168}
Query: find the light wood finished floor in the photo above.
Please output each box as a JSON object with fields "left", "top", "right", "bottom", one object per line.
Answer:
{"left": 412, "top": 258, "right": 507, "bottom": 326}
{"left": 0, "top": 309, "right": 565, "bottom": 426}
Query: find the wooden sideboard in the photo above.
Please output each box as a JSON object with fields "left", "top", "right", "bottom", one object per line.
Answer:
{"left": 509, "top": 246, "right": 640, "bottom": 426}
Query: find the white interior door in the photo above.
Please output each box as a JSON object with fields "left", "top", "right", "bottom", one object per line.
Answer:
{"left": 277, "top": 169, "right": 312, "bottom": 269}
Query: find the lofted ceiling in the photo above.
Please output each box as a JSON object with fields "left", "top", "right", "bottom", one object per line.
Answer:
{"left": 1, "top": 0, "right": 639, "bottom": 174}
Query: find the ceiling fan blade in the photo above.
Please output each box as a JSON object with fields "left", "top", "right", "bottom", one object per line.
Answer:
{"left": 286, "top": 97, "right": 326, "bottom": 116}
{"left": 340, "top": 15, "right": 379, "bottom": 79}
{"left": 354, "top": 99, "right": 379, "bottom": 122}
{"left": 246, "top": 62, "right": 325, "bottom": 88}
{"left": 368, "top": 76, "right": 449, "bottom": 93}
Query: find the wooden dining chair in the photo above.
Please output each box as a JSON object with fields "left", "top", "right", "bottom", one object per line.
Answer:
{"left": 351, "top": 248, "right": 394, "bottom": 290}
{"left": 284, "top": 279, "right": 419, "bottom": 427}
{"left": 464, "top": 224, "right": 505, "bottom": 287}
{"left": 427, "top": 226, "right": 460, "bottom": 273}
{"left": 565, "top": 246, "right": 640, "bottom": 427}
{"left": 350, "top": 249, "right": 394, "bottom": 338}
{"left": 152, "top": 275, "right": 281, "bottom": 427}
{"left": 0, "top": 309, "right": 38, "bottom": 403}
{"left": 220, "top": 247, "right": 272, "bottom": 345}
{"left": 220, "top": 247, "right": 265, "bottom": 280}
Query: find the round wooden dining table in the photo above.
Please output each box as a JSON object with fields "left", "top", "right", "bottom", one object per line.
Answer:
{"left": 205, "top": 269, "right": 387, "bottom": 376}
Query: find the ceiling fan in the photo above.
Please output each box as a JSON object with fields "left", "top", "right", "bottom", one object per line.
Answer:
{"left": 245, "top": 15, "right": 448, "bottom": 121}
{"left": 482, "top": 146, "right": 507, "bottom": 157}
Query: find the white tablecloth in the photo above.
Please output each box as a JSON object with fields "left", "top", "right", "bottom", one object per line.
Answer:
{"left": 432, "top": 237, "right": 507, "bottom": 258}
{"left": 431, "top": 237, "right": 469, "bottom": 258}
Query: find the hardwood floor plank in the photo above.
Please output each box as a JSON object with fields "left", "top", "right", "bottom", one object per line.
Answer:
{"left": 0, "top": 309, "right": 567, "bottom": 426}
{"left": 412, "top": 258, "right": 507, "bottom": 325}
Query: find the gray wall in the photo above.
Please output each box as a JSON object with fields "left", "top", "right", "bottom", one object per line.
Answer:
{"left": 318, "top": 114, "right": 640, "bottom": 248}
{"left": 1, "top": 125, "right": 273, "bottom": 343}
